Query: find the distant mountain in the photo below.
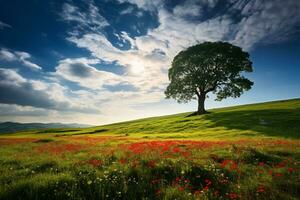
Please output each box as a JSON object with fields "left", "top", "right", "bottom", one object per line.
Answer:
{"left": 0, "top": 122, "right": 92, "bottom": 134}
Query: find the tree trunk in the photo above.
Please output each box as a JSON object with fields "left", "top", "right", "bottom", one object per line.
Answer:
{"left": 197, "top": 94, "right": 206, "bottom": 114}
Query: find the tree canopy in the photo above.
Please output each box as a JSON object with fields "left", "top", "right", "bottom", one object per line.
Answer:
{"left": 165, "top": 41, "right": 253, "bottom": 114}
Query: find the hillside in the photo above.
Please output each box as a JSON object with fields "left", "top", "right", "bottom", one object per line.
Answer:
{"left": 3, "top": 98, "right": 299, "bottom": 140}
{"left": 1, "top": 99, "right": 300, "bottom": 200}
{"left": 0, "top": 122, "right": 91, "bottom": 134}
{"left": 83, "top": 98, "right": 300, "bottom": 139}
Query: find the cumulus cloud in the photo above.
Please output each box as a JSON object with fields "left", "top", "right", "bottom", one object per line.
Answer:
{"left": 0, "top": 68, "right": 60, "bottom": 109}
{"left": 121, "top": 0, "right": 300, "bottom": 50}
{"left": 231, "top": 0, "right": 300, "bottom": 49}
{"left": 0, "top": 49, "right": 42, "bottom": 70}
{"left": 0, "top": 68, "right": 101, "bottom": 114}
{"left": 55, "top": 58, "right": 125, "bottom": 89}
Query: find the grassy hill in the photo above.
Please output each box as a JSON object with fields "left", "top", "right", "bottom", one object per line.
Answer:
{"left": 2, "top": 98, "right": 300, "bottom": 140}
{"left": 1, "top": 98, "right": 300, "bottom": 200}
{"left": 0, "top": 122, "right": 91, "bottom": 134}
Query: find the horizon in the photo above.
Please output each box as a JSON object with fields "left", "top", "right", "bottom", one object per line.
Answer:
{"left": 1, "top": 0, "right": 300, "bottom": 125}
{"left": 0, "top": 97, "right": 299, "bottom": 126}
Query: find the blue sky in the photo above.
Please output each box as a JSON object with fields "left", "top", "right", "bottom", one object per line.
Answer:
{"left": 0, "top": 0, "right": 299, "bottom": 125}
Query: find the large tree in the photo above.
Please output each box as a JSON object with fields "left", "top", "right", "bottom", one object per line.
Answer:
{"left": 165, "top": 41, "right": 253, "bottom": 115}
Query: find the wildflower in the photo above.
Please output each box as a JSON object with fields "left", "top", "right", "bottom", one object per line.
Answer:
{"left": 204, "top": 179, "right": 212, "bottom": 186}
{"left": 151, "top": 179, "right": 160, "bottom": 184}
{"left": 228, "top": 193, "right": 238, "bottom": 199}
{"left": 221, "top": 160, "right": 231, "bottom": 168}
{"left": 88, "top": 159, "right": 102, "bottom": 167}
{"left": 203, "top": 186, "right": 209, "bottom": 190}
{"left": 257, "top": 185, "right": 265, "bottom": 193}
{"left": 155, "top": 189, "right": 162, "bottom": 196}
{"left": 275, "top": 161, "right": 286, "bottom": 168}
{"left": 147, "top": 160, "right": 156, "bottom": 168}
{"left": 172, "top": 147, "right": 181, "bottom": 153}
{"left": 288, "top": 167, "right": 296, "bottom": 173}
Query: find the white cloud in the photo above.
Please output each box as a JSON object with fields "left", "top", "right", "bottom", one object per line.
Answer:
{"left": 0, "top": 49, "right": 42, "bottom": 70}
{"left": 120, "top": 6, "right": 135, "bottom": 15}
{"left": 0, "top": 68, "right": 102, "bottom": 114}
{"left": 121, "top": 0, "right": 300, "bottom": 51}
{"left": 118, "top": 0, "right": 164, "bottom": 11}
{"left": 0, "top": 49, "right": 16, "bottom": 61}
{"left": 231, "top": 0, "right": 300, "bottom": 49}
{"left": 0, "top": 21, "right": 11, "bottom": 29}
{"left": 55, "top": 58, "right": 125, "bottom": 89}
{"left": 67, "top": 33, "right": 170, "bottom": 91}
{"left": 61, "top": 1, "right": 108, "bottom": 34}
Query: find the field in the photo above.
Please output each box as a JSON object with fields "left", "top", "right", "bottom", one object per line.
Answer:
{"left": 0, "top": 99, "right": 300, "bottom": 200}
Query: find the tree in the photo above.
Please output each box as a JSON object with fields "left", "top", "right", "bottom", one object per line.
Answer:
{"left": 165, "top": 41, "right": 253, "bottom": 115}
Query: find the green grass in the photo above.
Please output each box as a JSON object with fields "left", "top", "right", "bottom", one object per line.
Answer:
{"left": 85, "top": 98, "right": 300, "bottom": 139}
{"left": 4, "top": 98, "right": 298, "bottom": 140}
{"left": 0, "top": 98, "right": 300, "bottom": 199}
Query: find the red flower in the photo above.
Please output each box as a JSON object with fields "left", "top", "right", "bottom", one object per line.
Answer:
{"left": 230, "top": 162, "right": 238, "bottom": 171}
{"left": 275, "top": 161, "right": 286, "bottom": 168}
{"left": 147, "top": 160, "right": 156, "bottom": 168}
{"left": 228, "top": 193, "right": 238, "bottom": 199}
{"left": 204, "top": 179, "right": 212, "bottom": 186}
{"left": 257, "top": 185, "right": 265, "bottom": 193}
{"left": 172, "top": 147, "right": 181, "bottom": 153}
{"left": 119, "top": 158, "right": 127, "bottom": 165}
{"left": 221, "top": 160, "right": 231, "bottom": 168}
{"left": 203, "top": 186, "right": 209, "bottom": 190}
{"left": 151, "top": 179, "right": 161, "bottom": 184}
{"left": 87, "top": 159, "right": 102, "bottom": 167}
{"left": 288, "top": 167, "right": 296, "bottom": 173}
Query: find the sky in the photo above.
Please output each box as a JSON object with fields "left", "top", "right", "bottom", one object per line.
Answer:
{"left": 0, "top": 0, "right": 300, "bottom": 125}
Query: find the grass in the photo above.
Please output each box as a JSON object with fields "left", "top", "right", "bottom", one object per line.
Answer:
{"left": 0, "top": 98, "right": 300, "bottom": 199}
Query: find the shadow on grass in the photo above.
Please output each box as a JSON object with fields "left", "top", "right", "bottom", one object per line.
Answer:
{"left": 203, "top": 108, "right": 300, "bottom": 139}
{"left": 70, "top": 129, "right": 109, "bottom": 135}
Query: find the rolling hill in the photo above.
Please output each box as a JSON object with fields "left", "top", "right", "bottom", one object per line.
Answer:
{"left": 2, "top": 98, "right": 299, "bottom": 140}
{"left": 1, "top": 98, "right": 300, "bottom": 200}
{"left": 0, "top": 122, "right": 91, "bottom": 134}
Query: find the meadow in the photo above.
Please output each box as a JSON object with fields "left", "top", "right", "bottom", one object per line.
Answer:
{"left": 0, "top": 99, "right": 300, "bottom": 200}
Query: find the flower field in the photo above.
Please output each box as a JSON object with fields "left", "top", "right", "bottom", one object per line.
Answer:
{"left": 0, "top": 99, "right": 300, "bottom": 199}
{"left": 0, "top": 136, "right": 299, "bottom": 200}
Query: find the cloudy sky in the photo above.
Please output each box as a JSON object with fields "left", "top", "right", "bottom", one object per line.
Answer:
{"left": 0, "top": 0, "right": 300, "bottom": 125}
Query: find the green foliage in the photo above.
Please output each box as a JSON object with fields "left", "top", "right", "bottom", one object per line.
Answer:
{"left": 165, "top": 42, "right": 253, "bottom": 107}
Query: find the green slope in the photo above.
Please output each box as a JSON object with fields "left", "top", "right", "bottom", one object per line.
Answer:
{"left": 2, "top": 98, "right": 300, "bottom": 140}
{"left": 71, "top": 98, "right": 300, "bottom": 140}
